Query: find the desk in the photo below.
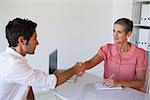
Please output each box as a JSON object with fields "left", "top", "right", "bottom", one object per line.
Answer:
{"left": 52, "top": 73, "right": 149, "bottom": 100}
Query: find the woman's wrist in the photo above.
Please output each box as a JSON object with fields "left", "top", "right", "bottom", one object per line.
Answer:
{"left": 116, "top": 80, "right": 123, "bottom": 87}
{"left": 83, "top": 62, "right": 87, "bottom": 70}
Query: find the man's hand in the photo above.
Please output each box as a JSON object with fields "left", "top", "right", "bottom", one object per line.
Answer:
{"left": 74, "top": 62, "right": 85, "bottom": 76}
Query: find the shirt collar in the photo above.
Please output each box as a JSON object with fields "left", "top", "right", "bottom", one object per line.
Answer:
{"left": 5, "top": 47, "right": 28, "bottom": 62}
{"left": 111, "top": 43, "right": 136, "bottom": 58}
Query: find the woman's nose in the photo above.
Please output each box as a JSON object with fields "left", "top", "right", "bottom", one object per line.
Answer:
{"left": 113, "top": 32, "right": 117, "bottom": 36}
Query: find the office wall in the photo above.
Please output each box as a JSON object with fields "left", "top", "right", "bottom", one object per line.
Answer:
{"left": 0, "top": 0, "right": 133, "bottom": 75}
{"left": 112, "top": 0, "right": 133, "bottom": 21}
{"left": 0, "top": 0, "right": 133, "bottom": 93}
{"left": 0, "top": 0, "right": 114, "bottom": 73}
{"left": 0, "top": 2, "right": 7, "bottom": 52}
{"left": 111, "top": 0, "right": 133, "bottom": 41}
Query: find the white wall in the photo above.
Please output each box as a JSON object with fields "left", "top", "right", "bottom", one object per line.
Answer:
{"left": 111, "top": 0, "right": 133, "bottom": 41}
{"left": 0, "top": 0, "right": 133, "bottom": 93}
{"left": 0, "top": 1, "right": 7, "bottom": 52}
{"left": 0, "top": 0, "right": 114, "bottom": 74}
{"left": 112, "top": 0, "right": 133, "bottom": 21}
{"left": 0, "top": 0, "right": 133, "bottom": 74}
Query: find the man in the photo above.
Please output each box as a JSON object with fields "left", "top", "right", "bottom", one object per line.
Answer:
{"left": 0, "top": 18, "right": 82, "bottom": 100}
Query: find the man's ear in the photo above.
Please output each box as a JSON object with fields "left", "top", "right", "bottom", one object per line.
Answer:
{"left": 18, "top": 36, "right": 27, "bottom": 45}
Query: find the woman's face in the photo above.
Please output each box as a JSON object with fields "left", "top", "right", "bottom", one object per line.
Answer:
{"left": 113, "top": 24, "right": 128, "bottom": 44}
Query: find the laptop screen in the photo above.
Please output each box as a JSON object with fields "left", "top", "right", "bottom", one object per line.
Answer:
{"left": 49, "top": 49, "right": 57, "bottom": 74}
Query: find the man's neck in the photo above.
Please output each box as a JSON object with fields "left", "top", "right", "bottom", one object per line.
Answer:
{"left": 10, "top": 46, "right": 26, "bottom": 57}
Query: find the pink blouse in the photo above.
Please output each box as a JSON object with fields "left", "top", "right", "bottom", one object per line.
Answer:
{"left": 98, "top": 43, "right": 147, "bottom": 81}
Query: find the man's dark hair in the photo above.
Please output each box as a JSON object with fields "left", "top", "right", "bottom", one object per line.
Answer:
{"left": 6, "top": 18, "right": 37, "bottom": 47}
{"left": 114, "top": 18, "right": 133, "bottom": 33}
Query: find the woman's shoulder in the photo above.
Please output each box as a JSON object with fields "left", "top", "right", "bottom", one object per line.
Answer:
{"left": 102, "top": 43, "right": 114, "bottom": 48}
{"left": 100, "top": 43, "right": 116, "bottom": 50}
{"left": 131, "top": 44, "right": 146, "bottom": 54}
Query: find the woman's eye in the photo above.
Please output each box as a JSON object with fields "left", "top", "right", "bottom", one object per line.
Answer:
{"left": 118, "top": 31, "right": 122, "bottom": 34}
{"left": 113, "top": 30, "right": 115, "bottom": 32}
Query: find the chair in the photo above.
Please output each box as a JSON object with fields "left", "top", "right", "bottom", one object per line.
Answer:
{"left": 146, "top": 69, "right": 150, "bottom": 95}
{"left": 145, "top": 67, "right": 150, "bottom": 94}
{"left": 146, "top": 79, "right": 150, "bottom": 95}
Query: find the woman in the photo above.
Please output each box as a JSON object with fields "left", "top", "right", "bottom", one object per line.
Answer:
{"left": 79, "top": 18, "right": 147, "bottom": 91}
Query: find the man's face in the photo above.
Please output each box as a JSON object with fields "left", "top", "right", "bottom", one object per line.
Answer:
{"left": 26, "top": 32, "right": 39, "bottom": 54}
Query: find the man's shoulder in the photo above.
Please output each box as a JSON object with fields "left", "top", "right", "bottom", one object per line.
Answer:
{"left": 0, "top": 51, "right": 23, "bottom": 64}
{"left": 0, "top": 51, "right": 31, "bottom": 77}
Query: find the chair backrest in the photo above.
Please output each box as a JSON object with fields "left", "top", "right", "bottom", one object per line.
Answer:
{"left": 146, "top": 79, "right": 150, "bottom": 95}
{"left": 146, "top": 67, "right": 150, "bottom": 94}
{"left": 146, "top": 66, "right": 150, "bottom": 95}
{"left": 141, "top": 66, "right": 150, "bottom": 93}
{"left": 146, "top": 51, "right": 150, "bottom": 94}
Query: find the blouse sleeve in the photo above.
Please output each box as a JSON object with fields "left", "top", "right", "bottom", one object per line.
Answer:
{"left": 136, "top": 48, "right": 147, "bottom": 71}
{"left": 98, "top": 44, "right": 111, "bottom": 61}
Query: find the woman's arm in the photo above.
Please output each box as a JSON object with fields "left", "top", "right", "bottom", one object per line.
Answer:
{"left": 83, "top": 53, "right": 104, "bottom": 70}
{"left": 76, "top": 53, "right": 104, "bottom": 76}
{"left": 119, "top": 70, "right": 146, "bottom": 89}
{"left": 104, "top": 69, "right": 146, "bottom": 90}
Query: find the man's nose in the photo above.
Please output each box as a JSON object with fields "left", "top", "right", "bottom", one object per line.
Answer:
{"left": 36, "top": 40, "right": 39, "bottom": 45}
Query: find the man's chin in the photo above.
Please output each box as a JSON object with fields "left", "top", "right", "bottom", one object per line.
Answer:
{"left": 27, "top": 51, "right": 35, "bottom": 54}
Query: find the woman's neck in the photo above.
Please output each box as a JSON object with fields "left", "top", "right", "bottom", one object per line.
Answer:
{"left": 117, "top": 42, "right": 131, "bottom": 54}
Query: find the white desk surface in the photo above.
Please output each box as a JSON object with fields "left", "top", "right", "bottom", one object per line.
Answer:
{"left": 52, "top": 73, "right": 149, "bottom": 100}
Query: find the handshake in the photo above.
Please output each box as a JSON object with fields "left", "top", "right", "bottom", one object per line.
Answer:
{"left": 73, "top": 62, "right": 86, "bottom": 76}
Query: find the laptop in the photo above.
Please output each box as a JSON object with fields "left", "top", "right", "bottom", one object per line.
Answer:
{"left": 49, "top": 49, "right": 77, "bottom": 83}
{"left": 49, "top": 50, "right": 57, "bottom": 74}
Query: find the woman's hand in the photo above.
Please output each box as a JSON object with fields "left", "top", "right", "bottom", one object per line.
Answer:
{"left": 103, "top": 78, "right": 121, "bottom": 87}
{"left": 74, "top": 62, "right": 86, "bottom": 76}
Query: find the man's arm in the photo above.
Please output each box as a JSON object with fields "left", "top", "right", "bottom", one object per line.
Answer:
{"left": 55, "top": 64, "right": 81, "bottom": 87}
